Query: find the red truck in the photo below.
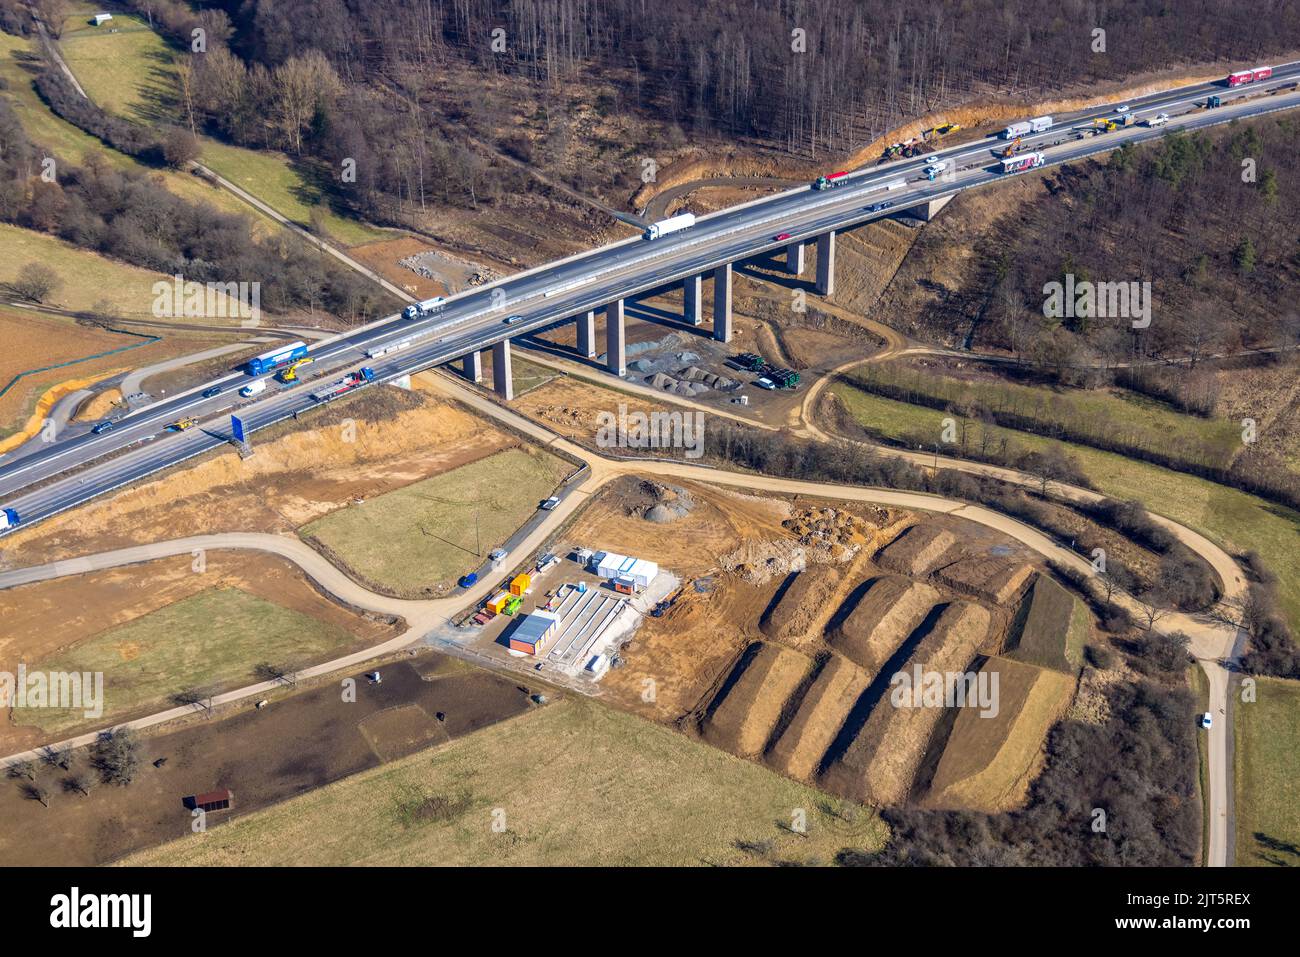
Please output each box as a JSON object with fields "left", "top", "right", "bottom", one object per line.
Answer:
{"left": 812, "top": 171, "right": 850, "bottom": 190}
{"left": 1227, "top": 66, "right": 1273, "bottom": 86}
{"left": 310, "top": 366, "right": 375, "bottom": 403}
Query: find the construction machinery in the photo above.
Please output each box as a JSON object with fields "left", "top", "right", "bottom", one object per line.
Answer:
{"left": 882, "top": 137, "right": 927, "bottom": 160}
{"left": 927, "top": 122, "right": 961, "bottom": 140}
{"left": 999, "top": 136, "right": 1022, "bottom": 158}
{"left": 1093, "top": 117, "right": 1119, "bottom": 132}
{"left": 277, "top": 357, "right": 314, "bottom": 383}
{"left": 170, "top": 416, "right": 198, "bottom": 432}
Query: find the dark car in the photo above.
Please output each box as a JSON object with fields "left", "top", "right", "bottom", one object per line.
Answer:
{"left": 91, "top": 420, "right": 115, "bottom": 434}
{"left": 503, "top": 314, "right": 526, "bottom": 325}
{"left": 202, "top": 386, "right": 222, "bottom": 398}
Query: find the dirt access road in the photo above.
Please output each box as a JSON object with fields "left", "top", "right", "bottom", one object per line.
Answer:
{"left": 0, "top": 368, "right": 1243, "bottom": 865}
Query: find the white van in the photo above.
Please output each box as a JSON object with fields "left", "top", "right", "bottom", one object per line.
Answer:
{"left": 240, "top": 380, "right": 267, "bottom": 398}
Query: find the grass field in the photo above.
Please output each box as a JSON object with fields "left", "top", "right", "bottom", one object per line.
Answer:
{"left": 122, "top": 697, "right": 885, "bottom": 866}
{"left": 300, "top": 446, "right": 572, "bottom": 593}
{"left": 509, "top": 356, "right": 562, "bottom": 395}
{"left": 16, "top": 587, "right": 355, "bottom": 732}
{"left": 1233, "top": 676, "right": 1300, "bottom": 866}
{"left": 0, "top": 32, "right": 256, "bottom": 222}
{"left": 831, "top": 383, "right": 1300, "bottom": 635}
{"left": 848, "top": 362, "right": 1242, "bottom": 471}
{"left": 1188, "top": 665, "right": 1210, "bottom": 866}
{"left": 58, "top": 9, "right": 176, "bottom": 122}
{"left": 198, "top": 138, "right": 391, "bottom": 247}
{"left": 48, "top": 11, "right": 384, "bottom": 245}
{"left": 0, "top": 223, "right": 245, "bottom": 318}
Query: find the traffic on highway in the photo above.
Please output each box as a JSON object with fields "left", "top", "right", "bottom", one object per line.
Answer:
{"left": 2, "top": 62, "right": 1299, "bottom": 537}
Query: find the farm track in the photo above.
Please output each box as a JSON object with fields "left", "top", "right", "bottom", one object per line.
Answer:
{"left": 0, "top": 363, "right": 1244, "bottom": 866}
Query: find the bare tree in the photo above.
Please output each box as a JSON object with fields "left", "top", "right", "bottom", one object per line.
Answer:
{"left": 11, "top": 261, "right": 61, "bottom": 303}
{"left": 39, "top": 745, "right": 70, "bottom": 771}
{"left": 254, "top": 662, "right": 298, "bottom": 687}
{"left": 92, "top": 728, "right": 141, "bottom": 787}
{"left": 1134, "top": 588, "right": 1173, "bottom": 631}
{"left": 1143, "top": 630, "right": 1192, "bottom": 672}
{"left": 36, "top": 0, "right": 70, "bottom": 38}
{"left": 1209, "top": 585, "right": 1272, "bottom": 640}
{"left": 172, "top": 687, "right": 217, "bottom": 718}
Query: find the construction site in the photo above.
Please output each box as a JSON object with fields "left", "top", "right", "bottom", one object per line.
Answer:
{"left": 459, "top": 535, "right": 676, "bottom": 685}
{"left": 540, "top": 477, "right": 1088, "bottom": 814}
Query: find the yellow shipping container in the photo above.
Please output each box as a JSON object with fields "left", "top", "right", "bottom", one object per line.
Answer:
{"left": 486, "top": 591, "right": 511, "bottom": 615}
{"left": 509, "top": 573, "right": 531, "bottom": 597}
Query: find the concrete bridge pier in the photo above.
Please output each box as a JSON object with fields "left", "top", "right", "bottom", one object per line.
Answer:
{"left": 463, "top": 350, "right": 482, "bottom": 383}
{"left": 684, "top": 274, "right": 703, "bottom": 326}
{"left": 909, "top": 195, "right": 953, "bottom": 222}
{"left": 815, "top": 231, "right": 836, "bottom": 298}
{"left": 492, "top": 340, "right": 513, "bottom": 401}
{"left": 713, "top": 263, "right": 733, "bottom": 343}
{"left": 577, "top": 309, "right": 597, "bottom": 358}
{"left": 606, "top": 300, "right": 626, "bottom": 376}
{"left": 786, "top": 241, "right": 805, "bottom": 275}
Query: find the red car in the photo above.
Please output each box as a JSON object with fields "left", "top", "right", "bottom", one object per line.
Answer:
{"left": 774, "top": 232, "right": 792, "bottom": 241}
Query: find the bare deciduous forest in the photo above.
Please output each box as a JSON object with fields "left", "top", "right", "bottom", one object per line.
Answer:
{"left": 121, "top": 0, "right": 1300, "bottom": 221}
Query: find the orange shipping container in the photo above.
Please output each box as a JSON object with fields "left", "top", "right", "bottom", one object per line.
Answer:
{"left": 486, "top": 591, "right": 511, "bottom": 615}
{"left": 509, "top": 573, "right": 531, "bottom": 597}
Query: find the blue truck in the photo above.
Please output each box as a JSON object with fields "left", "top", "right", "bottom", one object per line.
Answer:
{"left": 0, "top": 507, "right": 20, "bottom": 531}
{"left": 245, "top": 341, "right": 309, "bottom": 376}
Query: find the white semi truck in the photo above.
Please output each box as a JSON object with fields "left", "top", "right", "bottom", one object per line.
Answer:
{"left": 1001, "top": 115, "right": 1053, "bottom": 138}
{"left": 999, "top": 151, "right": 1047, "bottom": 174}
{"left": 402, "top": 297, "right": 445, "bottom": 320}
{"left": 643, "top": 213, "right": 695, "bottom": 241}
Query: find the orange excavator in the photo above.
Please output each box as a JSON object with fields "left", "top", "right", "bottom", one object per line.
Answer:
{"left": 999, "top": 136, "right": 1022, "bottom": 158}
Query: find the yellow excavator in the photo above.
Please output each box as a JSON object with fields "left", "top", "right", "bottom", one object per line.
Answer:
{"left": 170, "top": 416, "right": 198, "bottom": 432}
{"left": 999, "top": 136, "right": 1022, "bottom": 157}
{"left": 278, "top": 357, "right": 314, "bottom": 383}
{"left": 1093, "top": 117, "right": 1118, "bottom": 133}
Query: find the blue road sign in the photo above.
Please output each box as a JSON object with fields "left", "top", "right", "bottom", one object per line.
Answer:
{"left": 231, "top": 414, "right": 246, "bottom": 443}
